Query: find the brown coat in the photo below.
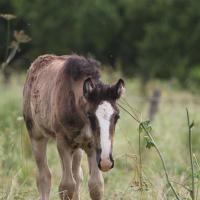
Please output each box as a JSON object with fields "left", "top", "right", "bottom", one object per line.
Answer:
{"left": 23, "top": 54, "right": 124, "bottom": 200}
{"left": 23, "top": 54, "right": 99, "bottom": 141}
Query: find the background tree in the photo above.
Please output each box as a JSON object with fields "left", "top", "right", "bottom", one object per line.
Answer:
{"left": 1, "top": 0, "right": 200, "bottom": 88}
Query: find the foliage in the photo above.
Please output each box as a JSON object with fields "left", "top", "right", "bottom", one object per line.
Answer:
{"left": 0, "top": 12, "right": 31, "bottom": 84}
{"left": 1, "top": 0, "right": 200, "bottom": 85}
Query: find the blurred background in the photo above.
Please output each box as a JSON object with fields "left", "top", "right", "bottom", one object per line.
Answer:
{"left": 1, "top": 0, "right": 200, "bottom": 90}
{"left": 0, "top": 0, "right": 200, "bottom": 199}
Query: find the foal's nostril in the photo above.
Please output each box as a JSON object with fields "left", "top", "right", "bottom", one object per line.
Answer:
{"left": 96, "top": 149, "right": 114, "bottom": 171}
{"left": 98, "top": 158, "right": 102, "bottom": 170}
{"left": 111, "top": 160, "right": 114, "bottom": 168}
{"left": 109, "top": 153, "right": 114, "bottom": 169}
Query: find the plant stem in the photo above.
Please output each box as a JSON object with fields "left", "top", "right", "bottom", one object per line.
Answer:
{"left": 118, "top": 102, "right": 181, "bottom": 200}
{"left": 117, "top": 103, "right": 140, "bottom": 123}
{"left": 5, "top": 20, "right": 10, "bottom": 59}
{"left": 139, "top": 130, "right": 143, "bottom": 190}
{"left": 140, "top": 123, "right": 181, "bottom": 200}
{"left": 186, "top": 108, "right": 195, "bottom": 200}
{"left": 171, "top": 180, "right": 191, "bottom": 192}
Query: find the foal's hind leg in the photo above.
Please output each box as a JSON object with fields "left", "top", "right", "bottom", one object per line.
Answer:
{"left": 31, "top": 137, "right": 51, "bottom": 200}
{"left": 72, "top": 149, "right": 83, "bottom": 200}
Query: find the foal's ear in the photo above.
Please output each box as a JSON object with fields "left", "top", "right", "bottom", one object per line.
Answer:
{"left": 114, "top": 78, "right": 125, "bottom": 99}
{"left": 83, "top": 78, "right": 95, "bottom": 98}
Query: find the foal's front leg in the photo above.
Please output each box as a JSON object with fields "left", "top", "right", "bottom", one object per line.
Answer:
{"left": 72, "top": 149, "right": 83, "bottom": 200}
{"left": 57, "top": 135, "right": 76, "bottom": 200}
{"left": 87, "top": 151, "right": 104, "bottom": 200}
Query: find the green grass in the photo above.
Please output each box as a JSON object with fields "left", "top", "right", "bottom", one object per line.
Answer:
{"left": 0, "top": 72, "right": 199, "bottom": 200}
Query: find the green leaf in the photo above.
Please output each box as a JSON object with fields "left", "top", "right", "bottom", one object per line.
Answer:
{"left": 139, "top": 124, "right": 143, "bottom": 134}
{"left": 144, "top": 136, "right": 154, "bottom": 149}
{"left": 139, "top": 121, "right": 152, "bottom": 134}
{"left": 189, "top": 121, "right": 194, "bottom": 129}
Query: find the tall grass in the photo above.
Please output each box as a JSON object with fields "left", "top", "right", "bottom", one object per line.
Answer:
{"left": 0, "top": 74, "right": 200, "bottom": 199}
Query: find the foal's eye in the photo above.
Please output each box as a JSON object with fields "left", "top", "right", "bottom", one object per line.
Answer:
{"left": 114, "top": 114, "right": 120, "bottom": 123}
{"left": 86, "top": 112, "right": 93, "bottom": 119}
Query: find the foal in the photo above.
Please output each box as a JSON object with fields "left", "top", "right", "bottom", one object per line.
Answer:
{"left": 23, "top": 54, "right": 125, "bottom": 200}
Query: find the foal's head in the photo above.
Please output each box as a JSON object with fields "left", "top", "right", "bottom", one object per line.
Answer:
{"left": 82, "top": 77, "right": 125, "bottom": 172}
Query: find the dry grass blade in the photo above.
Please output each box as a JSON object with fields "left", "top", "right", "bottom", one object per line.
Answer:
{"left": 14, "top": 30, "right": 31, "bottom": 43}
{"left": 186, "top": 108, "right": 195, "bottom": 200}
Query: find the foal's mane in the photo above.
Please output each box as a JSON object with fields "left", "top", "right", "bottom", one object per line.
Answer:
{"left": 63, "top": 55, "right": 121, "bottom": 103}
{"left": 64, "top": 55, "right": 101, "bottom": 81}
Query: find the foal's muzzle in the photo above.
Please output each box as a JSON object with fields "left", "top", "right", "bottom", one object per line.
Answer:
{"left": 96, "top": 149, "right": 114, "bottom": 172}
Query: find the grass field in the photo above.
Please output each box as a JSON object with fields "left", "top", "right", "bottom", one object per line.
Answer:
{"left": 0, "top": 72, "right": 199, "bottom": 200}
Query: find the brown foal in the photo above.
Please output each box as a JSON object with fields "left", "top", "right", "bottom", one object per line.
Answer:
{"left": 23, "top": 54, "right": 125, "bottom": 200}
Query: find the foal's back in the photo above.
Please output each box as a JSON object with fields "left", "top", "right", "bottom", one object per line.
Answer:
{"left": 23, "top": 55, "right": 69, "bottom": 137}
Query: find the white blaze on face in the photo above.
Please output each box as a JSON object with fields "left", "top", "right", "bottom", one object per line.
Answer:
{"left": 95, "top": 101, "right": 114, "bottom": 160}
